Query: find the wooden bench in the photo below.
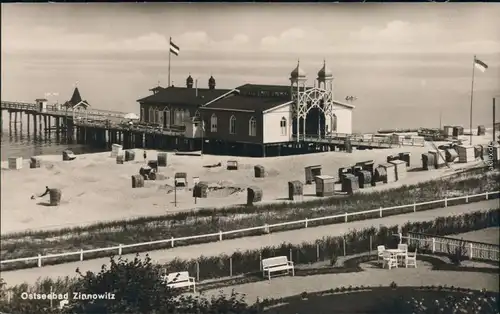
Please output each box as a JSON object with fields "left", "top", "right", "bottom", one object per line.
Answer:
{"left": 163, "top": 271, "right": 196, "bottom": 293}
{"left": 262, "top": 256, "right": 295, "bottom": 280}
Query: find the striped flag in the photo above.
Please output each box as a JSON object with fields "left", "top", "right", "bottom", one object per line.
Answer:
{"left": 170, "top": 38, "right": 180, "bottom": 56}
{"left": 474, "top": 57, "right": 488, "bottom": 73}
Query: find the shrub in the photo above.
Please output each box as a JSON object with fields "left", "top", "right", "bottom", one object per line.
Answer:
{"left": 329, "top": 254, "right": 338, "bottom": 267}
{"left": 447, "top": 241, "right": 468, "bottom": 266}
{"left": 389, "top": 281, "right": 398, "bottom": 289}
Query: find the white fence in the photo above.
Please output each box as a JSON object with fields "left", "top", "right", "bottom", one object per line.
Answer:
{"left": 395, "top": 232, "right": 500, "bottom": 262}
{"left": 1, "top": 191, "right": 498, "bottom": 268}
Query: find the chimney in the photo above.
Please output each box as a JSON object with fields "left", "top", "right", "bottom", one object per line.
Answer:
{"left": 195, "top": 79, "right": 198, "bottom": 97}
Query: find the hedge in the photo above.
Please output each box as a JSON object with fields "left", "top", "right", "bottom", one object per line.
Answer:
{"left": 162, "top": 208, "right": 499, "bottom": 281}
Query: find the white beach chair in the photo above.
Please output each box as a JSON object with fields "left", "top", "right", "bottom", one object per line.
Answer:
{"left": 405, "top": 248, "right": 417, "bottom": 268}
{"left": 382, "top": 251, "right": 398, "bottom": 270}
{"left": 377, "top": 245, "right": 386, "bottom": 262}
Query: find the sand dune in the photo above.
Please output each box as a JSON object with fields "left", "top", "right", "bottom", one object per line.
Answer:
{"left": 0, "top": 133, "right": 495, "bottom": 234}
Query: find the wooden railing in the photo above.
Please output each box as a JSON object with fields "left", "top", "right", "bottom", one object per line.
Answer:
{"left": 0, "top": 191, "right": 497, "bottom": 269}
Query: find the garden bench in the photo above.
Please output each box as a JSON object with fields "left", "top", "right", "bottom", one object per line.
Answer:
{"left": 262, "top": 256, "right": 295, "bottom": 280}
{"left": 163, "top": 271, "right": 196, "bottom": 292}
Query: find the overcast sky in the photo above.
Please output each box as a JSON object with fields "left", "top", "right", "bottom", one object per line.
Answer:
{"left": 2, "top": 3, "right": 499, "bottom": 55}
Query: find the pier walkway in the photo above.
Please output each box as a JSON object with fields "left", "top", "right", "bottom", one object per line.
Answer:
{"left": 1, "top": 100, "right": 424, "bottom": 154}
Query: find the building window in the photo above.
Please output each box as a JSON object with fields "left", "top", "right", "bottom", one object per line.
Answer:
{"left": 164, "top": 109, "right": 171, "bottom": 127}
{"left": 210, "top": 114, "right": 217, "bottom": 132}
{"left": 141, "top": 108, "right": 145, "bottom": 122}
{"left": 229, "top": 115, "right": 236, "bottom": 134}
{"left": 174, "top": 109, "right": 181, "bottom": 125}
{"left": 280, "top": 117, "right": 287, "bottom": 135}
{"left": 157, "top": 110, "right": 162, "bottom": 125}
{"left": 148, "top": 107, "right": 154, "bottom": 123}
{"left": 249, "top": 117, "right": 257, "bottom": 136}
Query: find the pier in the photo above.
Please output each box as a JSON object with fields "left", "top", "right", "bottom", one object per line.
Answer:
{"left": 1, "top": 100, "right": 423, "bottom": 156}
{"left": 0, "top": 101, "right": 200, "bottom": 151}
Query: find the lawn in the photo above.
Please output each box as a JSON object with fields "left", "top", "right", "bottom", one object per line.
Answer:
{"left": 261, "top": 286, "right": 499, "bottom": 314}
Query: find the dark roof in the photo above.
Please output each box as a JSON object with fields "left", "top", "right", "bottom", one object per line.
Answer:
{"left": 236, "top": 84, "right": 290, "bottom": 94}
{"left": 149, "top": 86, "right": 165, "bottom": 92}
{"left": 70, "top": 87, "right": 82, "bottom": 104}
{"left": 63, "top": 87, "right": 89, "bottom": 108}
{"left": 137, "top": 87, "right": 232, "bottom": 106}
{"left": 201, "top": 94, "right": 290, "bottom": 112}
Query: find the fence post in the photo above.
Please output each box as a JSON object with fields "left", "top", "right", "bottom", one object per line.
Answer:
{"left": 379, "top": 207, "right": 383, "bottom": 218}
{"left": 344, "top": 212, "right": 348, "bottom": 223}
{"left": 171, "top": 237, "right": 175, "bottom": 248}
{"left": 196, "top": 261, "right": 200, "bottom": 282}
{"left": 432, "top": 238, "right": 436, "bottom": 253}
{"left": 465, "top": 194, "right": 469, "bottom": 203}
{"left": 219, "top": 231, "right": 223, "bottom": 241}
{"left": 343, "top": 237, "right": 346, "bottom": 256}
{"left": 485, "top": 192, "right": 489, "bottom": 200}
{"left": 316, "top": 244, "right": 320, "bottom": 262}
{"left": 38, "top": 254, "right": 42, "bottom": 268}
{"left": 369, "top": 235, "right": 372, "bottom": 256}
{"left": 289, "top": 248, "right": 293, "bottom": 262}
{"left": 80, "top": 249, "right": 84, "bottom": 261}
{"left": 259, "top": 253, "right": 262, "bottom": 271}
{"left": 469, "top": 243, "right": 473, "bottom": 259}
{"left": 398, "top": 233, "right": 402, "bottom": 244}
{"left": 118, "top": 244, "right": 123, "bottom": 256}
{"left": 444, "top": 197, "right": 448, "bottom": 207}
{"left": 264, "top": 224, "right": 270, "bottom": 234}
{"left": 229, "top": 257, "right": 233, "bottom": 277}
{"left": 413, "top": 202, "right": 416, "bottom": 212}
{"left": 305, "top": 218, "right": 308, "bottom": 228}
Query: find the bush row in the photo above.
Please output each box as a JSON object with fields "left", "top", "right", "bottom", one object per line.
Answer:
{"left": 1, "top": 174, "right": 498, "bottom": 266}
{"left": 2, "top": 208, "right": 498, "bottom": 296}
{"left": 158, "top": 208, "right": 499, "bottom": 281}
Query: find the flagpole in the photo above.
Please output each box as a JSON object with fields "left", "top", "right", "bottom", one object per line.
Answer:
{"left": 469, "top": 55, "right": 476, "bottom": 145}
{"left": 168, "top": 37, "right": 172, "bottom": 87}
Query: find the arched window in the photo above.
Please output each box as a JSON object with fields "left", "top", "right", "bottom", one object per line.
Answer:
{"left": 141, "top": 108, "right": 145, "bottom": 122}
{"left": 174, "top": 109, "right": 181, "bottom": 125}
{"left": 280, "top": 117, "right": 287, "bottom": 136}
{"left": 229, "top": 115, "right": 236, "bottom": 134}
{"left": 210, "top": 114, "right": 218, "bottom": 132}
{"left": 164, "top": 108, "right": 171, "bottom": 127}
{"left": 332, "top": 114, "right": 337, "bottom": 132}
{"left": 148, "top": 107, "right": 154, "bottom": 123}
{"left": 249, "top": 116, "right": 257, "bottom": 136}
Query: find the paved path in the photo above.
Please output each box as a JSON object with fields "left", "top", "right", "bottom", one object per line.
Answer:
{"left": 201, "top": 261, "right": 500, "bottom": 304}
{"left": 1, "top": 199, "right": 498, "bottom": 287}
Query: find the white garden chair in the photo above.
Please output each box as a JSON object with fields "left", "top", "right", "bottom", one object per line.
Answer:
{"left": 397, "top": 244, "right": 408, "bottom": 253}
{"left": 377, "top": 245, "right": 386, "bottom": 262}
{"left": 405, "top": 248, "right": 417, "bottom": 268}
{"left": 382, "top": 251, "right": 398, "bottom": 270}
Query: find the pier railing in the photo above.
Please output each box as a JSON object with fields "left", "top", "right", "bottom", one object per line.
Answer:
{"left": 0, "top": 191, "right": 497, "bottom": 269}
{"left": 0, "top": 101, "right": 127, "bottom": 119}
{"left": 295, "top": 133, "right": 425, "bottom": 147}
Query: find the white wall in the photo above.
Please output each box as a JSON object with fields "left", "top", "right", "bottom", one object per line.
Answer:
{"left": 331, "top": 106, "right": 353, "bottom": 135}
{"left": 262, "top": 103, "right": 293, "bottom": 144}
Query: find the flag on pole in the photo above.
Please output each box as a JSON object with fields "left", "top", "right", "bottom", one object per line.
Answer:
{"left": 170, "top": 39, "right": 180, "bottom": 56}
{"left": 474, "top": 58, "right": 488, "bottom": 73}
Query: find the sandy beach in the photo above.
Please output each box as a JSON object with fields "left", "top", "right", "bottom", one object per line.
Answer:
{"left": 1, "top": 133, "right": 495, "bottom": 234}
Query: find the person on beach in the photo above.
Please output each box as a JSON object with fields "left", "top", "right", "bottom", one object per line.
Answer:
{"left": 31, "top": 186, "right": 51, "bottom": 199}
{"left": 143, "top": 150, "right": 147, "bottom": 162}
